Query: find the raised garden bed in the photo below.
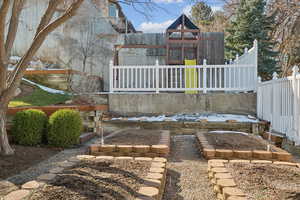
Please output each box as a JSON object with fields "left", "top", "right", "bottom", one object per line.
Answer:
{"left": 1, "top": 155, "right": 167, "bottom": 200}
{"left": 207, "top": 159, "right": 300, "bottom": 200}
{"left": 103, "top": 120, "right": 267, "bottom": 136}
{"left": 89, "top": 129, "right": 170, "bottom": 158}
{"left": 197, "top": 131, "right": 293, "bottom": 161}
{"left": 0, "top": 145, "right": 59, "bottom": 180}
{"left": 228, "top": 162, "right": 300, "bottom": 200}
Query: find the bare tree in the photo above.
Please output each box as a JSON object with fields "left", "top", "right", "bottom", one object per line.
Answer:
{"left": 267, "top": 0, "right": 300, "bottom": 76}
{"left": 0, "top": 0, "right": 84, "bottom": 155}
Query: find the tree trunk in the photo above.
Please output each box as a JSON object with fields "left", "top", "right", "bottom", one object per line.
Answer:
{"left": 0, "top": 105, "right": 14, "bottom": 155}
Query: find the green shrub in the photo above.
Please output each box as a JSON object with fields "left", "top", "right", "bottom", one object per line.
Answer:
{"left": 12, "top": 109, "right": 47, "bottom": 146}
{"left": 47, "top": 109, "right": 82, "bottom": 147}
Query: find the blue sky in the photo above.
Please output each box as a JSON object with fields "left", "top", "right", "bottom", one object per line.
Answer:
{"left": 120, "top": 0, "right": 224, "bottom": 33}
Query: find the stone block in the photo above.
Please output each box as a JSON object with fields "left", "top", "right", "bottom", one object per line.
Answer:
{"left": 146, "top": 173, "right": 163, "bottom": 180}
{"left": 150, "top": 145, "right": 169, "bottom": 155}
{"left": 223, "top": 187, "right": 245, "bottom": 199}
{"left": 272, "top": 152, "right": 292, "bottom": 161}
{"left": 216, "top": 149, "right": 234, "bottom": 159}
{"left": 99, "top": 145, "right": 116, "bottom": 152}
{"left": 133, "top": 145, "right": 150, "bottom": 153}
{"left": 252, "top": 151, "right": 272, "bottom": 160}
{"left": 138, "top": 187, "right": 159, "bottom": 199}
{"left": 233, "top": 150, "right": 252, "bottom": 159}
{"left": 116, "top": 145, "right": 133, "bottom": 153}
{"left": 203, "top": 149, "right": 216, "bottom": 159}
{"left": 251, "top": 160, "right": 272, "bottom": 164}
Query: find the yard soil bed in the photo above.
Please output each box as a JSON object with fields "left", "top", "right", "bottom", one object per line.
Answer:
{"left": 227, "top": 163, "right": 300, "bottom": 200}
{"left": 204, "top": 132, "right": 271, "bottom": 151}
{"left": 104, "top": 129, "right": 162, "bottom": 145}
{"left": 30, "top": 160, "right": 151, "bottom": 200}
{"left": 0, "top": 145, "right": 59, "bottom": 179}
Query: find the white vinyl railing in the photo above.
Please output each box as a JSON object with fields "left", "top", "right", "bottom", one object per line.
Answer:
{"left": 109, "top": 40, "right": 258, "bottom": 93}
{"left": 257, "top": 66, "right": 300, "bottom": 145}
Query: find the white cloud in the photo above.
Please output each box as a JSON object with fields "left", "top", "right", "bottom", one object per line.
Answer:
{"left": 211, "top": 5, "right": 223, "bottom": 12}
{"left": 138, "top": 20, "right": 174, "bottom": 33}
{"left": 182, "top": 4, "right": 192, "bottom": 16}
{"left": 154, "top": 0, "right": 183, "bottom": 3}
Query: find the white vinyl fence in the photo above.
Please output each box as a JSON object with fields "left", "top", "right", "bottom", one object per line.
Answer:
{"left": 257, "top": 66, "right": 300, "bottom": 145}
{"left": 109, "top": 40, "right": 258, "bottom": 93}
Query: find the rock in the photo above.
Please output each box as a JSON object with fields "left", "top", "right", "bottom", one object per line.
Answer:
{"left": 65, "top": 100, "right": 73, "bottom": 104}
{"left": 14, "top": 88, "right": 21, "bottom": 97}
{"left": 4, "top": 189, "right": 30, "bottom": 200}
{"left": 0, "top": 181, "right": 18, "bottom": 196}
{"left": 21, "top": 181, "right": 40, "bottom": 189}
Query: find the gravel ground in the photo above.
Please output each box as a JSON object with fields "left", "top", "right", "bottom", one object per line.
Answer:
{"left": 163, "top": 135, "right": 215, "bottom": 200}
{"left": 6, "top": 137, "right": 99, "bottom": 185}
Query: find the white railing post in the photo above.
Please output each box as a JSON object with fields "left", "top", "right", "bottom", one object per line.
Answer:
{"left": 155, "top": 60, "right": 159, "bottom": 93}
{"left": 253, "top": 39, "right": 258, "bottom": 92}
{"left": 203, "top": 59, "right": 207, "bottom": 93}
{"left": 271, "top": 72, "right": 278, "bottom": 131}
{"left": 257, "top": 76, "right": 262, "bottom": 118}
{"left": 292, "top": 66, "right": 299, "bottom": 143}
{"left": 109, "top": 60, "right": 114, "bottom": 93}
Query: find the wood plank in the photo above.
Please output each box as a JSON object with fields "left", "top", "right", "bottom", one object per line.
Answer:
{"left": 115, "top": 44, "right": 166, "bottom": 49}
{"left": 7, "top": 105, "right": 109, "bottom": 116}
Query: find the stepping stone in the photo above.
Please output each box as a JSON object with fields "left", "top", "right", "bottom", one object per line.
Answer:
{"left": 21, "top": 181, "right": 40, "bottom": 189}
{"left": 138, "top": 187, "right": 159, "bottom": 198}
{"left": 4, "top": 190, "right": 30, "bottom": 200}
{"left": 0, "top": 181, "right": 17, "bottom": 196}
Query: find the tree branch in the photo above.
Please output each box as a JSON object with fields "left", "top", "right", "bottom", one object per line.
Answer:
{"left": 0, "top": 0, "right": 10, "bottom": 66}
{"left": 5, "top": 0, "right": 26, "bottom": 58}
{"left": 34, "top": 0, "right": 60, "bottom": 39}
{"left": 0, "top": 0, "right": 10, "bottom": 94}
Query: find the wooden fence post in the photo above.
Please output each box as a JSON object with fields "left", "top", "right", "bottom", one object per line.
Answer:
{"left": 292, "top": 66, "right": 299, "bottom": 144}
{"left": 155, "top": 60, "right": 159, "bottom": 93}
{"left": 203, "top": 59, "right": 207, "bottom": 93}
{"left": 109, "top": 60, "right": 114, "bottom": 93}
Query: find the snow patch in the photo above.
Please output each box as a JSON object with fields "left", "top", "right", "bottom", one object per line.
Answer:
{"left": 208, "top": 130, "right": 249, "bottom": 136}
{"left": 22, "top": 78, "right": 67, "bottom": 95}
{"left": 112, "top": 113, "right": 259, "bottom": 123}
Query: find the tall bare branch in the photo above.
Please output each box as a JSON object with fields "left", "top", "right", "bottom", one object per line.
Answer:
{"left": 5, "top": 0, "right": 26, "bottom": 57}
{"left": 4, "top": 0, "right": 84, "bottom": 102}
{"left": 34, "top": 0, "right": 61, "bottom": 39}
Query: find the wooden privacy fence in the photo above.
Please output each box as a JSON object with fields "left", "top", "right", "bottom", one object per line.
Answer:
{"left": 109, "top": 40, "right": 258, "bottom": 93}
{"left": 257, "top": 66, "right": 300, "bottom": 145}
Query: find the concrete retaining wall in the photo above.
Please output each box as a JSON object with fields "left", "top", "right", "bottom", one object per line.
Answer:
{"left": 108, "top": 93, "right": 256, "bottom": 116}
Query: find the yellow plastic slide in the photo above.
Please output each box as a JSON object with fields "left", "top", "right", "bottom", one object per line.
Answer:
{"left": 185, "top": 59, "right": 198, "bottom": 94}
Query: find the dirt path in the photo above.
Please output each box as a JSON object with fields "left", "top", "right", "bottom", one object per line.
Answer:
{"left": 163, "top": 135, "right": 215, "bottom": 200}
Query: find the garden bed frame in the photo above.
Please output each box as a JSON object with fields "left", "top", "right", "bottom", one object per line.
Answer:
{"left": 1, "top": 155, "right": 167, "bottom": 200}
{"left": 89, "top": 130, "right": 170, "bottom": 158}
{"left": 197, "top": 132, "right": 293, "bottom": 161}
{"left": 207, "top": 159, "right": 300, "bottom": 200}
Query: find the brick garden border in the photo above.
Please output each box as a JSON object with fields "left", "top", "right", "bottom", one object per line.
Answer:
{"left": 207, "top": 159, "right": 300, "bottom": 200}
{"left": 0, "top": 155, "right": 167, "bottom": 200}
{"left": 196, "top": 132, "right": 293, "bottom": 162}
{"left": 89, "top": 130, "right": 171, "bottom": 158}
